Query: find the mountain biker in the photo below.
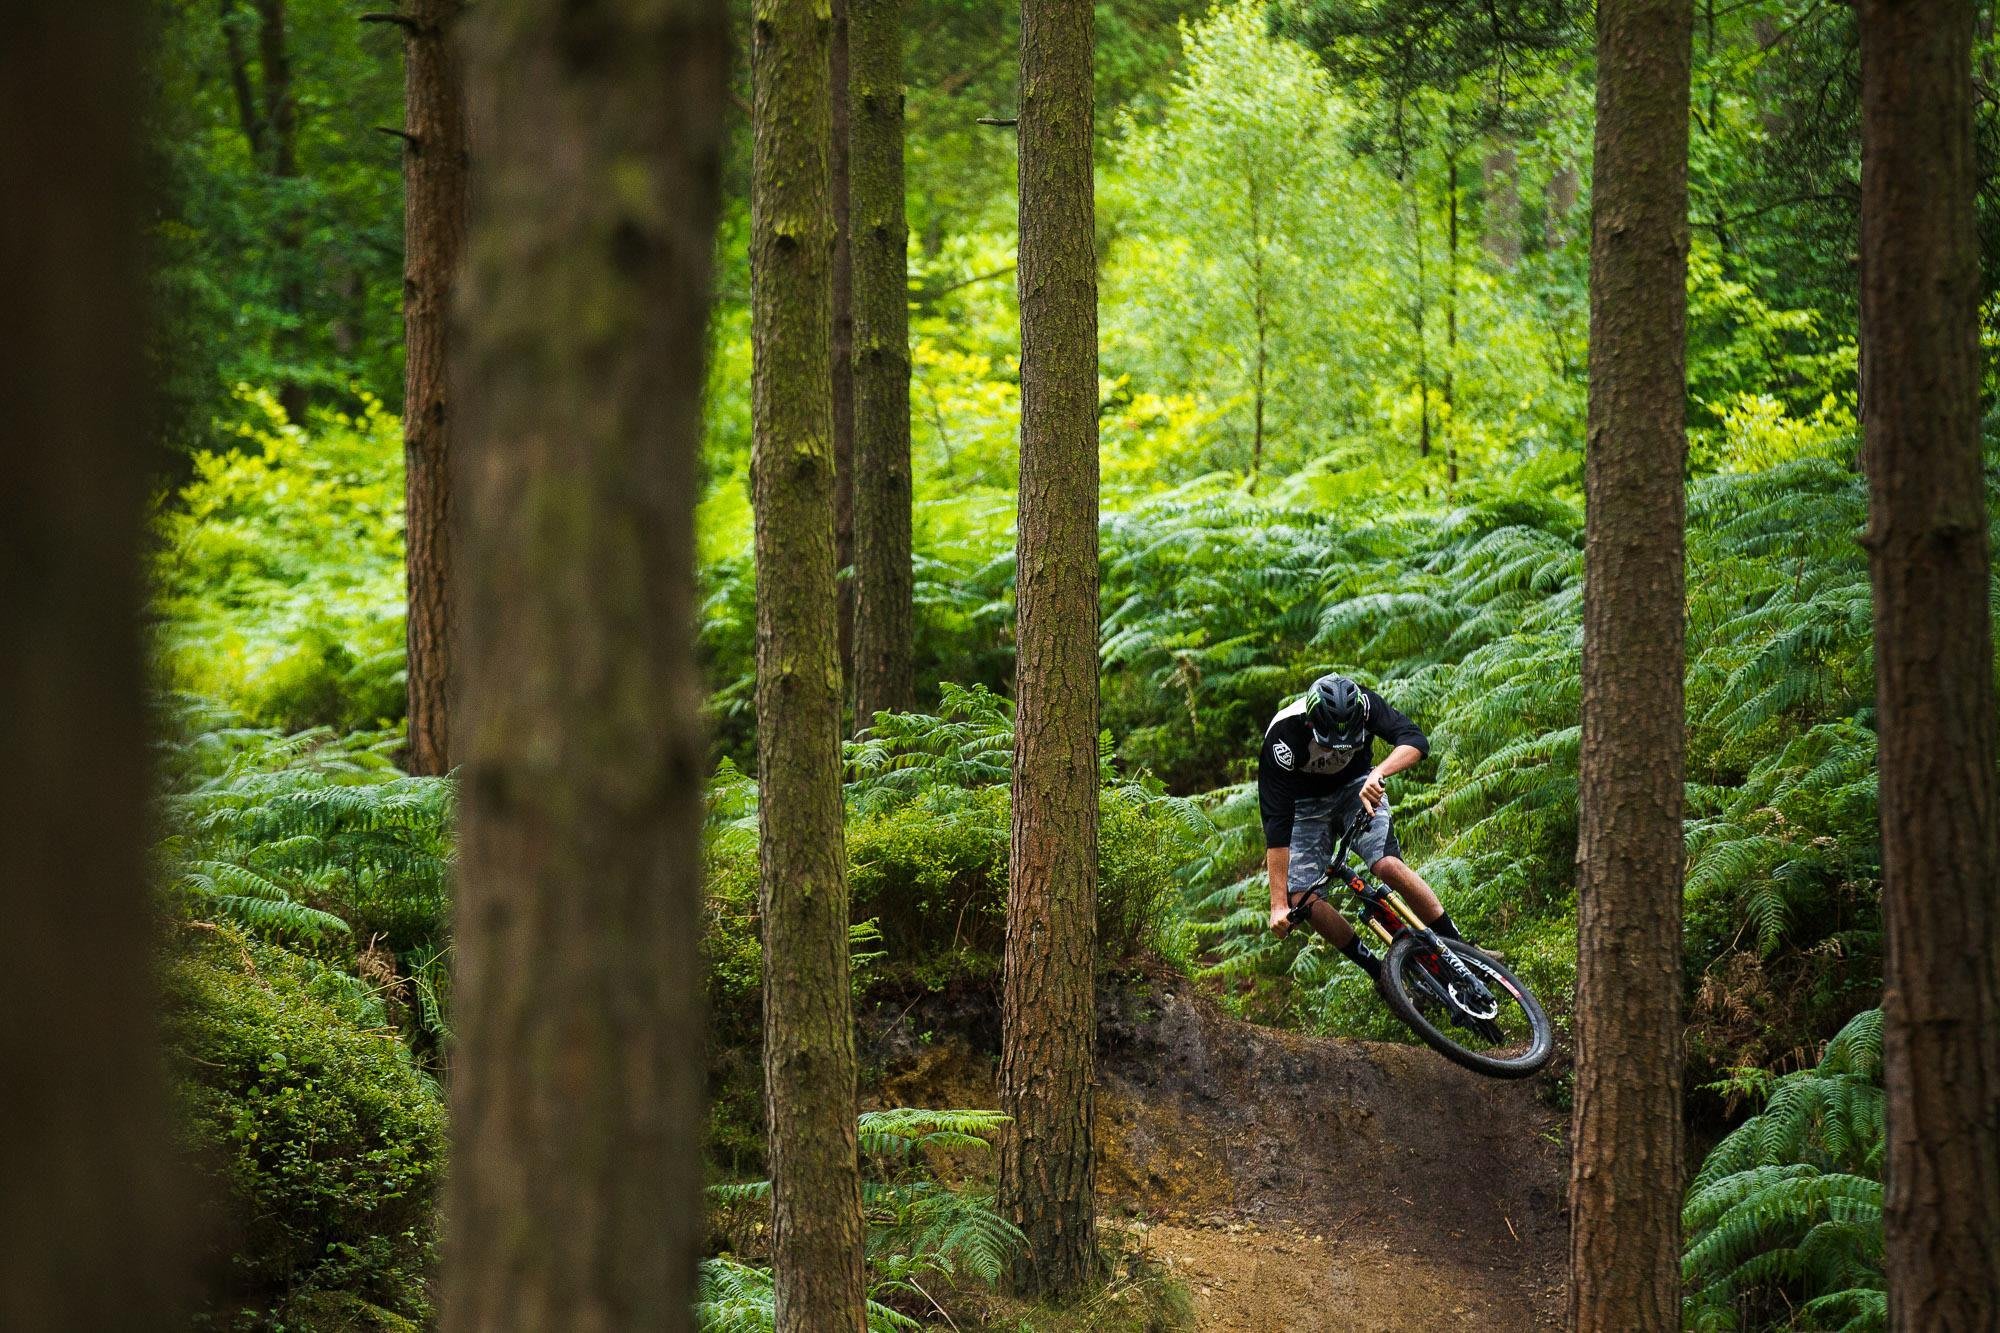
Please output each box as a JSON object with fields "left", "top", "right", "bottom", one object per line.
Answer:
{"left": 1260, "top": 673, "right": 1462, "bottom": 980}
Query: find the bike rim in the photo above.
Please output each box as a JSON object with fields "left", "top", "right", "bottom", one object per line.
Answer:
{"left": 1396, "top": 944, "right": 1540, "bottom": 1061}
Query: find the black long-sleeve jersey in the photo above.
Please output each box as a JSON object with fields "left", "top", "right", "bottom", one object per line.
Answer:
{"left": 1257, "top": 686, "right": 1429, "bottom": 848}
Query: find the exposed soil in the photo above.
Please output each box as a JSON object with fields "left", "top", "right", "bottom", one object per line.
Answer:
{"left": 863, "top": 967, "right": 1570, "bottom": 1331}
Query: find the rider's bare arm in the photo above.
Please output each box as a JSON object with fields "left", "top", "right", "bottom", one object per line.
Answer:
{"left": 1266, "top": 847, "right": 1291, "bottom": 935}
{"left": 1359, "top": 742, "right": 1425, "bottom": 811}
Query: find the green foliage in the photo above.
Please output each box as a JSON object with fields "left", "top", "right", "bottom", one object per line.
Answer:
{"left": 150, "top": 0, "right": 406, "bottom": 446}
{"left": 158, "top": 706, "right": 456, "bottom": 1058}
{"left": 166, "top": 927, "right": 445, "bottom": 1328}
{"left": 702, "top": 1110, "right": 1023, "bottom": 1333}
{"left": 1102, "top": 4, "right": 1584, "bottom": 491}
{"left": 1148, "top": 426, "right": 1910, "bottom": 1067}
{"left": 707, "top": 686, "right": 1206, "bottom": 1025}
{"left": 1684, "top": 1010, "right": 1887, "bottom": 1332}
{"left": 153, "top": 398, "right": 407, "bottom": 734}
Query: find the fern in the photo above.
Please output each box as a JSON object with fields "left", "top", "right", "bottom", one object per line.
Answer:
{"left": 1685, "top": 1009, "right": 1887, "bottom": 1330}
{"left": 155, "top": 704, "right": 456, "bottom": 1056}
{"left": 704, "top": 1108, "right": 1021, "bottom": 1332}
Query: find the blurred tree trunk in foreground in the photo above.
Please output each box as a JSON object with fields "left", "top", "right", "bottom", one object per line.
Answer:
{"left": 444, "top": 0, "right": 724, "bottom": 1326}
{"left": 1857, "top": 3, "right": 2000, "bottom": 1328}
{"left": 1568, "top": 0, "right": 1691, "bottom": 1327}
{"left": 849, "top": 0, "right": 916, "bottom": 727}
{"left": 388, "top": 0, "right": 468, "bottom": 778}
{"left": 751, "top": 0, "right": 871, "bottom": 1328}
{"left": 999, "top": 0, "right": 1102, "bottom": 1300}
{"left": 0, "top": 2, "right": 184, "bottom": 1325}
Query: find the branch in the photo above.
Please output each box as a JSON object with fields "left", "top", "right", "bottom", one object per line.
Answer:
{"left": 374, "top": 125, "right": 420, "bottom": 147}
{"left": 359, "top": 11, "right": 418, "bottom": 30}
{"left": 913, "top": 264, "right": 1016, "bottom": 306}
{"left": 975, "top": 116, "right": 1018, "bottom": 127}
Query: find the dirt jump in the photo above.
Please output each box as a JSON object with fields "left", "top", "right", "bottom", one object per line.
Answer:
{"left": 869, "top": 968, "right": 1570, "bottom": 1332}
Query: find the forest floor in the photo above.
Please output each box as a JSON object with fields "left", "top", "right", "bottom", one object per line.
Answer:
{"left": 867, "top": 965, "right": 1571, "bottom": 1331}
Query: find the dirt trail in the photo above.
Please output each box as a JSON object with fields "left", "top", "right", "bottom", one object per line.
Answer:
{"left": 1093, "top": 972, "right": 1568, "bottom": 1330}
{"left": 868, "top": 968, "right": 1570, "bottom": 1332}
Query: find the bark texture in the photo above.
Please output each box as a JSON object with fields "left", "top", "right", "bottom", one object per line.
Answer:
{"left": 849, "top": 0, "right": 916, "bottom": 726}
{"left": 444, "top": 1, "right": 724, "bottom": 1326}
{"left": 398, "top": 0, "right": 468, "bottom": 778}
{"left": 998, "top": 0, "right": 1101, "bottom": 1298}
{"left": 1568, "top": 0, "right": 1692, "bottom": 1327}
{"left": 1858, "top": 4, "right": 2000, "bottom": 1328}
{"left": 751, "top": 0, "right": 871, "bottom": 1328}
{"left": 831, "top": 0, "right": 857, "bottom": 693}
{"left": 0, "top": 3, "right": 184, "bottom": 1324}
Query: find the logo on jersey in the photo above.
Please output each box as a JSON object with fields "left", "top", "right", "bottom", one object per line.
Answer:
{"left": 1272, "top": 739, "right": 1295, "bottom": 770}
{"left": 1305, "top": 743, "right": 1358, "bottom": 774}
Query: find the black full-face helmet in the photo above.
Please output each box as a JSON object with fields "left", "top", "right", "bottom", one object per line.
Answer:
{"left": 1306, "top": 674, "right": 1369, "bottom": 749}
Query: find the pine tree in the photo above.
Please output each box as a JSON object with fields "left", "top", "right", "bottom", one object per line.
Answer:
{"left": 443, "top": 1, "right": 724, "bottom": 1325}
{"left": 1568, "top": 0, "right": 1692, "bottom": 1326}
{"left": 751, "top": 0, "right": 871, "bottom": 1327}
{"left": 381, "top": 0, "right": 467, "bottom": 778}
{"left": 1857, "top": 3, "right": 2000, "bottom": 1327}
{"left": 998, "top": 0, "right": 1101, "bottom": 1298}
{"left": 831, "top": 0, "right": 858, "bottom": 694}
{"left": 850, "top": 0, "right": 915, "bottom": 726}
{"left": 0, "top": 3, "right": 183, "bottom": 1323}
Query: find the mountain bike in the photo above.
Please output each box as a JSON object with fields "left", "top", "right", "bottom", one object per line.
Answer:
{"left": 1287, "top": 809, "right": 1554, "bottom": 1079}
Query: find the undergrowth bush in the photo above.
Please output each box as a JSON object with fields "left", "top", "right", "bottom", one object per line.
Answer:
{"left": 167, "top": 926, "right": 445, "bottom": 1329}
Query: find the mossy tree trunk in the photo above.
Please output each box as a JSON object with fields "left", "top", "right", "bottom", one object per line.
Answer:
{"left": 444, "top": 0, "right": 724, "bottom": 1326}
{"left": 1857, "top": 4, "right": 2000, "bottom": 1328}
{"left": 0, "top": 3, "right": 184, "bottom": 1324}
{"left": 1568, "top": 0, "right": 1691, "bottom": 1327}
{"left": 998, "top": 0, "right": 1101, "bottom": 1300}
{"left": 751, "top": 0, "right": 871, "bottom": 1328}
{"left": 831, "top": 0, "right": 857, "bottom": 699}
{"left": 392, "top": 0, "right": 467, "bottom": 778}
{"left": 849, "top": 0, "right": 915, "bottom": 727}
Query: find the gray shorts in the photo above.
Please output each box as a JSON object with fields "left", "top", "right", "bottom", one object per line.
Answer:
{"left": 1287, "top": 781, "right": 1400, "bottom": 897}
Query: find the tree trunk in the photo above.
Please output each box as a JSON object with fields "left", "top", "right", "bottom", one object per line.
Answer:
{"left": 397, "top": 0, "right": 468, "bottom": 778}
{"left": 1858, "top": 4, "right": 2000, "bottom": 1328}
{"left": 251, "top": 0, "right": 308, "bottom": 423}
{"left": 831, "top": 0, "right": 858, "bottom": 704}
{"left": 1406, "top": 168, "right": 1432, "bottom": 464}
{"left": 443, "top": 1, "right": 724, "bottom": 1326}
{"left": 218, "top": 0, "right": 267, "bottom": 160}
{"left": 999, "top": 0, "right": 1100, "bottom": 1299}
{"left": 1545, "top": 163, "right": 1580, "bottom": 250}
{"left": 1483, "top": 143, "right": 1522, "bottom": 267}
{"left": 1443, "top": 134, "right": 1460, "bottom": 492}
{"left": 849, "top": 0, "right": 916, "bottom": 727}
{"left": 1568, "top": 0, "right": 1691, "bottom": 1328}
{"left": 0, "top": 3, "right": 183, "bottom": 1324}
{"left": 751, "top": 1, "right": 871, "bottom": 1328}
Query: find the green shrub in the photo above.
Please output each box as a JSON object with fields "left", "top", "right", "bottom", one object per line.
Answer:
{"left": 166, "top": 928, "right": 445, "bottom": 1328}
{"left": 706, "top": 686, "right": 1206, "bottom": 1005}
{"left": 153, "top": 396, "right": 406, "bottom": 734}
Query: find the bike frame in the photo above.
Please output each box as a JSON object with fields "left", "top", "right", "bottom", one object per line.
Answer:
{"left": 1290, "top": 811, "right": 1494, "bottom": 1011}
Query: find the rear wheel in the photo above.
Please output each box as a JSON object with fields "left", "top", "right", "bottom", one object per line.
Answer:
{"left": 1376, "top": 934, "right": 1553, "bottom": 1079}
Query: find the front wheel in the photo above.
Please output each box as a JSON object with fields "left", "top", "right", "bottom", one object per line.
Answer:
{"left": 1376, "top": 934, "right": 1554, "bottom": 1079}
